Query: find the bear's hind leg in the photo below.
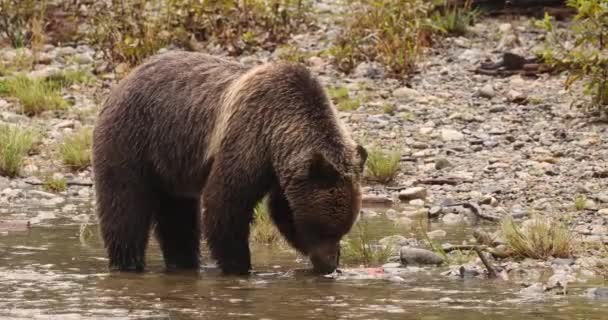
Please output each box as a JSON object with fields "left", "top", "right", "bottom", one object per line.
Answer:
{"left": 96, "top": 176, "right": 158, "bottom": 272}
{"left": 155, "top": 196, "right": 201, "bottom": 271}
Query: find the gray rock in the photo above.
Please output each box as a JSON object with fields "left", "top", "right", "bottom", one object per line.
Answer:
{"left": 478, "top": 84, "right": 495, "bottom": 99}
{"left": 552, "top": 258, "right": 575, "bottom": 266}
{"left": 400, "top": 247, "right": 444, "bottom": 266}
{"left": 518, "top": 283, "right": 546, "bottom": 297}
{"left": 398, "top": 187, "right": 427, "bottom": 201}
{"left": 441, "top": 128, "right": 464, "bottom": 142}
{"left": 393, "top": 87, "right": 419, "bottom": 101}
{"left": 435, "top": 158, "right": 451, "bottom": 170}
{"left": 353, "top": 61, "right": 384, "bottom": 79}
{"left": 442, "top": 213, "right": 464, "bottom": 224}
{"left": 586, "top": 288, "right": 608, "bottom": 300}
{"left": 426, "top": 229, "right": 446, "bottom": 240}
{"left": 74, "top": 52, "right": 94, "bottom": 65}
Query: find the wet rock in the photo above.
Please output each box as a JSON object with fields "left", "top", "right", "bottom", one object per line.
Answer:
{"left": 442, "top": 213, "right": 464, "bottom": 224}
{"left": 400, "top": 247, "right": 444, "bottom": 266}
{"left": 379, "top": 235, "right": 408, "bottom": 248}
{"left": 518, "top": 283, "right": 546, "bottom": 297}
{"left": 441, "top": 128, "right": 464, "bottom": 141}
{"left": 426, "top": 229, "right": 447, "bottom": 240}
{"left": 409, "top": 199, "right": 425, "bottom": 207}
{"left": 585, "top": 288, "right": 608, "bottom": 300}
{"left": 361, "top": 194, "right": 394, "bottom": 207}
{"left": 428, "top": 206, "right": 442, "bottom": 218}
{"left": 398, "top": 187, "right": 427, "bottom": 201}
{"left": 478, "top": 84, "right": 495, "bottom": 99}
{"left": 0, "top": 220, "right": 31, "bottom": 233}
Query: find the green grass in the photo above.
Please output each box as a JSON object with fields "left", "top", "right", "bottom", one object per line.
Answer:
{"left": 382, "top": 103, "right": 396, "bottom": 115}
{"left": 501, "top": 215, "right": 574, "bottom": 260}
{"left": 46, "top": 69, "right": 95, "bottom": 89}
{"left": 0, "top": 123, "right": 36, "bottom": 177}
{"left": 59, "top": 127, "right": 93, "bottom": 171}
{"left": 574, "top": 195, "right": 587, "bottom": 211}
{"left": 431, "top": 2, "right": 479, "bottom": 37}
{"left": 327, "top": 86, "right": 362, "bottom": 111}
{"left": 0, "top": 75, "right": 68, "bottom": 116}
{"left": 340, "top": 219, "right": 395, "bottom": 267}
{"left": 364, "top": 147, "right": 401, "bottom": 184}
{"left": 42, "top": 175, "right": 67, "bottom": 193}
{"left": 250, "top": 199, "right": 282, "bottom": 245}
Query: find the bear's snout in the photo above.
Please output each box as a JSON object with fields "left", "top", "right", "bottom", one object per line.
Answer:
{"left": 310, "top": 243, "right": 340, "bottom": 275}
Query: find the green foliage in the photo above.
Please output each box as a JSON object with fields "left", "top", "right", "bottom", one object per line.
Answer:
{"left": 59, "top": 127, "right": 93, "bottom": 171}
{"left": 250, "top": 198, "right": 282, "bottom": 245}
{"left": 42, "top": 175, "right": 67, "bottom": 193}
{"left": 275, "top": 44, "right": 311, "bottom": 64}
{"left": 0, "top": 0, "right": 47, "bottom": 48}
{"left": 430, "top": 0, "right": 478, "bottom": 36}
{"left": 0, "top": 123, "right": 36, "bottom": 177}
{"left": 501, "top": 216, "right": 574, "bottom": 260}
{"left": 364, "top": 147, "right": 401, "bottom": 184}
{"left": 536, "top": 0, "right": 608, "bottom": 113}
{"left": 0, "top": 75, "right": 68, "bottom": 116}
{"left": 330, "top": 0, "right": 434, "bottom": 77}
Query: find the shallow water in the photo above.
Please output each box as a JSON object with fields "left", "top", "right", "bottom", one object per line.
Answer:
{"left": 1, "top": 210, "right": 607, "bottom": 319}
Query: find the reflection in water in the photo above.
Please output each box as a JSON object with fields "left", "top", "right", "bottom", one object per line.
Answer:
{"left": 0, "top": 215, "right": 607, "bottom": 319}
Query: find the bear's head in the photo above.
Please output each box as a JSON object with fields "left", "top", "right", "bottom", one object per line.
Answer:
{"left": 285, "top": 145, "right": 368, "bottom": 274}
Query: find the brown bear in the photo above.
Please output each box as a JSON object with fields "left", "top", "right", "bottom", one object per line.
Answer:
{"left": 92, "top": 51, "right": 367, "bottom": 275}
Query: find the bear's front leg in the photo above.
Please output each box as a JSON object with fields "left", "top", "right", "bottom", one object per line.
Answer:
{"left": 202, "top": 182, "right": 256, "bottom": 275}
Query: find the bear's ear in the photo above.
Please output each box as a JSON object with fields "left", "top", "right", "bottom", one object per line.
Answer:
{"left": 308, "top": 152, "right": 340, "bottom": 180}
{"left": 356, "top": 145, "right": 368, "bottom": 172}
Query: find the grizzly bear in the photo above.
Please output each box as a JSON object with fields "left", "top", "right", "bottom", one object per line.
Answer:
{"left": 92, "top": 51, "right": 367, "bottom": 275}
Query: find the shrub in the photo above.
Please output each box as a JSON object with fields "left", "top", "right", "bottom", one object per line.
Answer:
{"left": 87, "top": 0, "right": 170, "bottom": 66}
{"left": 501, "top": 215, "right": 574, "bottom": 259}
{"left": 536, "top": 0, "right": 608, "bottom": 114}
{"left": 364, "top": 147, "right": 401, "bottom": 184}
{"left": 0, "top": 0, "right": 46, "bottom": 48}
{"left": 166, "top": 0, "right": 312, "bottom": 55}
{"left": 0, "top": 123, "right": 36, "bottom": 177}
{"left": 87, "top": 0, "right": 312, "bottom": 66}
{"left": 0, "top": 75, "right": 67, "bottom": 116}
{"left": 330, "top": 0, "right": 434, "bottom": 77}
{"left": 250, "top": 198, "right": 282, "bottom": 245}
{"left": 59, "top": 127, "right": 93, "bottom": 171}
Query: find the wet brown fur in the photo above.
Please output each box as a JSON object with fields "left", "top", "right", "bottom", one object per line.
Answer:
{"left": 92, "top": 51, "right": 367, "bottom": 275}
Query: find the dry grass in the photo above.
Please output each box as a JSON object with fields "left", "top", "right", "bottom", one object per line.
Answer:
{"left": 501, "top": 215, "right": 574, "bottom": 259}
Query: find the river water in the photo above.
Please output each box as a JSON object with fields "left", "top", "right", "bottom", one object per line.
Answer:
{"left": 1, "top": 204, "right": 607, "bottom": 319}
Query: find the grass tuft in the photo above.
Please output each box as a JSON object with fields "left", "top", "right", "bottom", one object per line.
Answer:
{"left": 431, "top": 1, "right": 479, "bottom": 36}
{"left": 42, "top": 175, "right": 67, "bottom": 193}
{"left": 341, "top": 219, "right": 395, "bottom": 267}
{"left": 59, "top": 127, "right": 93, "bottom": 171}
{"left": 250, "top": 199, "right": 282, "bottom": 245}
{"left": 0, "top": 75, "right": 68, "bottom": 116}
{"left": 0, "top": 123, "right": 36, "bottom": 177}
{"left": 501, "top": 215, "right": 574, "bottom": 260}
{"left": 364, "top": 147, "right": 401, "bottom": 184}
{"left": 46, "top": 69, "right": 95, "bottom": 89}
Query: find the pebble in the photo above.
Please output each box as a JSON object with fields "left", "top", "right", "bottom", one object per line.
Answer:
{"left": 478, "top": 84, "right": 495, "bottom": 99}
{"left": 442, "top": 213, "right": 464, "bottom": 224}
{"left": 426, "top": 229, "right": 447, "bottom": 240}
{"left": 441, "top": 128, "right": 464, "bottom": 141}
{"left": 392, "top": 87, "right": 420, "bottom": 101}
{"left": 398, "top": 187, "right": 427, "bottom": 201}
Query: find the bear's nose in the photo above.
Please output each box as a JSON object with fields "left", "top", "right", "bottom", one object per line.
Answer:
{"left": 310, "top": 249, "right": 339, "bottom": 275}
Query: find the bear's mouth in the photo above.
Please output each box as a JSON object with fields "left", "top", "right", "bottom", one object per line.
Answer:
{"left": 310, "top": 248, "right": 340, "bottom": 275}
